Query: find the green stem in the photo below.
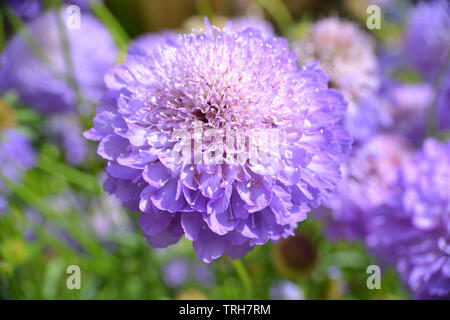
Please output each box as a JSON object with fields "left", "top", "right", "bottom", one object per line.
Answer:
{"left": 54, "top": 7, "right": 85, "bottom": 111}
{"left": 255, "top": 0, "right": 294, "bottom": 35}
{"left": 231, "top": 258, "right": 253, "bottom": 299}
{"left": 87, "top": 0, "right": 129, "bottom": 54}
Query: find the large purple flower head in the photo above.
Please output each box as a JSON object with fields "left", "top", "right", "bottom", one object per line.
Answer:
{"left": 367, "top": 139, "right": 450, "bottom": 299}
{"left": 437, "top": 69, "right": 450, "bottom": 130}
{"left": 325, "top": 134, "right": 412, "bottom": 240}
{"left": 404, "top": 0, "right": 450, "bottom": 80}
{"left": 0, "top": 8, "right": 117, "bottom": 114}
{"left": 85, "top": 19, "right": 351, "bottom": 262}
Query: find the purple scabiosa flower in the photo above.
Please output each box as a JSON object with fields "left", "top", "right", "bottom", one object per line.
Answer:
{"left": 405, "top": 0, "right": 450, "bottom": 80}
{"left": 269, "top": 280, "right": 305, "bottom": 300}
{"left": 162, "top": 257, "right": 190, "bottom": 288}
{"left": 293, "top": 17, "right": 379, "bottom": 100}
{"left": 367, "top": 139, "right": 450, "bottom": 299}
{"left": 325, "top": 134, "right": 412, "bottom": 241}
{"left": 0, "top": 8, "right": 117, "bottom": 114}
{"left": 85, "top": 18, "right": 351, "bottom": 263}
{"left": 293, "top": 17, "right": 381, "bottom": 142}
{"left": 0, "top": 109, "right": 36, "bottom": 213}
{"left": 437, "top": 70, "right": 450, "bottom": 130}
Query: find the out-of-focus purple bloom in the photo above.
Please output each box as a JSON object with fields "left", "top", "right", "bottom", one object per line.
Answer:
{"left": 89, "top": 194, "right": 133, "bottom": 239}
{"left": 0, "top": 195, "right": 7, "bottom": 213}
{"left": 382, "top": 82, "right": 435, "bottom": 144}
{"left": 293, "top": 17, "right": 380, "bottom": 142}
{"left": 367, "top": 139, "right": 450, "bottom": 299}
{"left": 325, "top": 134, "right": 412, "bottom": 240}
{"left": 294, "top": 17, "right": 379, "bottom": 100}
{"left": 405, "top": 0, "right": 450, "bottom": 79}
{"left": 45, "top": 114, "right": 87, "bottom": 165}
{"left": 4, "top": 0, "right": 41, "bottom": 21}
{"left": 437, "top": 70, "right": 450, "bottom": 130}
{"left": 0, "top": 128, "right": 36, "bottom": 213}
{"left": 161, "top": 257, "right": 216, "bottom": 288}
{"left": 192, "top": 262, "right": 216, "bottom": 287}
{"left": 86, "top": 18, "right": 351, "bottom": 262}
{"left": 162, "top": 257, "right": 190, "bottom": 288}
{"left": 4, "top": 0, "right": 100, "bottom": 21}
{"left": 0, "top": 8, "right": 117, "bottom": 114}
{"left": 269, "top": 280, "right": 305, "bottom": 300}
{"left": 344, "top": 93, "right": 392, "bottom": 142}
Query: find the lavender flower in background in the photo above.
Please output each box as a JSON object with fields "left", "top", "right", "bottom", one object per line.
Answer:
{"left": 269, "top": 280, "right": 305, "bottom": 300}
{"left": 325, "top": 134, "right": 412, "bottom": 241}
{"left": 437, "top": 70, "right": 450, "bottom": 130}
{"left": 293, "top": 17, "right": 381, "bottom": 141}
{"left": 4, "top": 0, "right": 41, "bottom": 21}
{"left": 367, "top": 139, "right": 450, "bottom": 299}
{"left": 4, "top": 0, "right": 101, "bottom": 21}
{"left": 192, "top": 261, "right": 216, "bottom": 287}
{"left": 44, "top": 114, "right": 87, "bottom": 165}
{"left": 293, "top": 17, "right": 379, "bottom": 100}
{"left": 381, "top": 82, "right": 435, "bottom": 145}
{"left": 89, "top": 194, "right": 133, "bottom": 239}
{"left": 161, "top": 257, "right": 216, "bottom": 288}
{"left": 85, "top": 18, "right": 351, "bottom": 262}
{"left": 162, "top": 257, "right": 190, "bottom": 288}
{"left": 0, "top": 101, "right": 36, "bottom": 213}
{"left": 404, "top": 0, "right": 450, "bottom": 80}
{"left": 0, "top": 8, "right": 117, "bottom": 114}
